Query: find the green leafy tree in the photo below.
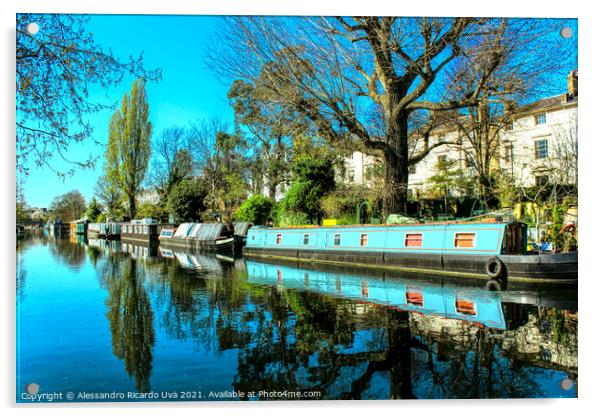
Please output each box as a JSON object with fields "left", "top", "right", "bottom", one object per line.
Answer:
{"left": 228, "top": 79, "right": 297, "bottom": 199}
{"left": 425, "top": 158, "right": 476, "bottom": 215}
{"left": 234, "top": 194, "right": 275, "bottom": 225}
{"left": 106, "top": 79, "right": 152, "bottom": 219}
{"left": 16, "top": 181, "right": 29, "bottom": 222}
{"left": 16, "top": 14, "right": 160, "bottom": 178}
{"left": 167, "top": 179, "right": 207, "bottom": 223}
{"left": 85, "top": 197, "right": 102, "bottom": 222}
{"left": 280, "top": 156, "right": 336, "bottom": 224}
{"left": 136, "top": 202, "right": 167, "bottom": 222}
{"left": 49, "top": 190, "right": 87, "bottom": 222}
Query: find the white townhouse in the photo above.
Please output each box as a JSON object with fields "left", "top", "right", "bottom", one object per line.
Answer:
{"left": 342, "top": 71, "right": 578, "bottom": 197}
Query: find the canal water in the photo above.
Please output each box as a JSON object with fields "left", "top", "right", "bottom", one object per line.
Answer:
{"left": 16, "top": 233, "right": 578, "bottom": 401}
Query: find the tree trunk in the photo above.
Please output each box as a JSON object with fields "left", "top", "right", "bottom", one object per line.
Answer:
{"left": 128, "top": 194, "right": 136, "bottom": 220}
{"left": 268, "top": 181, "right": 277, "bottom": 200}
{"left": 382, "top": 112, "right": 409, "bottom": 218}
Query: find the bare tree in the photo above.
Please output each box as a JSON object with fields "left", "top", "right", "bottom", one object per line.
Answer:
{"left": 16, "top": 14, "right": 160, "bottom": 179}
{"left": 148, "top": 127, "right": 194, "bottom": 197}
{"left": 187, "top": 119, "right": 249, "bottom": 216}
{"left": 208, "top": 17, "right": 569, "bottom": 216}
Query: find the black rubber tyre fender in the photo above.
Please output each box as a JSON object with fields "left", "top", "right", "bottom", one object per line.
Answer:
{"left": 486, "top": 257, "right": 505, "bottom": 279}
{"left": 485, "top": 279, "right": 503, "bottom": 291}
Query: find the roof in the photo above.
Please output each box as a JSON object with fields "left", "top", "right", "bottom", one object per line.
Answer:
{"left": 511, "top": 94, "right": 578, "bottom": 116}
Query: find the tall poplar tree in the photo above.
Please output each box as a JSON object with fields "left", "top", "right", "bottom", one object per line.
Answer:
{"left": 107, "top": 79, "right": 152, "bottom": 219}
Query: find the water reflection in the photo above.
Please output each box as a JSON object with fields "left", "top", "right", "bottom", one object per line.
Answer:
{"left": 49, "top": 237, "right": 87, "bottom": 270}
{"left": 104, "top": 256, "right": 155, "bottom": 392}
{"left": 16, "top": 234, "right": 578, "bottom": 400}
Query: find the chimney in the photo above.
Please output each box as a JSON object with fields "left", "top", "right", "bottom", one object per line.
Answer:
{"left": 568, "top": 70, "right": 578, "bottom": 97}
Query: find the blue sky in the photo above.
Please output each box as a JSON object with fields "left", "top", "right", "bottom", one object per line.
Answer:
{"left": 22, "top": 15, "right": 234, "bottom": 208}
{"left": 20, "top": 15, "right": 578, "bottom": 208}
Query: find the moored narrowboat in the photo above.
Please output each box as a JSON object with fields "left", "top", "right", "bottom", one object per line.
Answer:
{"left": 121, "top": 218, "right": 174, "bottom": 244}
{"left": 243, "top": 221, "right": 577, "bottom": 283}
{"left": 88, "top": 223, "right": 122, "bottom": 239}
{"left": 233, "top": 221, "right": 252, "bottom": 251}
{"left": 158, "top": 222, "right": 234, "bottom": 252}
{"left": 70, "top": 218, "right": 88, "bottom": 236}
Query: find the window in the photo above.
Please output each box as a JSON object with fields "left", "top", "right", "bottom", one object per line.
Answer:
{"left": 347, "top": 169, "right": 355, "bottom": 182}
{"left": 535, "top": 139, "right": 548, "bottom": 159}
{"left": 465, "top": 155, "right": 475, "bottom": 169}
{"left": 303, "top": 234, "right": 309, "bottom": 245}
{"left": 506, "top": 121, "right": 514, "bottom": 131}
{"left": 437, "top": 155, "right": 448, "bottom": 164}
{"left": 334, "top": 234, "right": 341, "bottom": 246}
{"left": 409, "top": 165, "right": 416, "bottom": 174}
{"left": 406, "top": 289, "right": 423, "bottom": 306}
{"left": 364, "top": 166, "right": 373, "bottom": 182}
{"left": 276, "top": 234, "right": 282, "bottom": 244}
{"left": 455, "top": 299, "right": 477, "bottom": 315}
{"left": 535, "top": 113, "right": 547, "bottom": 125}
{"left": 360, "top": 233, "right": 368, "bottom": 247}
{"left": 504, "top": 144, "right": 513, "bottom": 163}
{"left": 454, "top": 233, "right": 476, "bottom": 248}
{"left": 405, "top": 233, "right": 423, "bottom": 247}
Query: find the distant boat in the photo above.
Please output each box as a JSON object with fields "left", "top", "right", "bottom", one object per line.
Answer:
{"left": 121, "top": 218, "right": 174, "bottom": 244}
{"left": 88, "top": 223, "right": 121, "bottom": 240}
{"left": 243, "top": 221, "right": 577, "bottom": 284}
{"left": 158, "top": 222, "right": 234, "bottom": 252}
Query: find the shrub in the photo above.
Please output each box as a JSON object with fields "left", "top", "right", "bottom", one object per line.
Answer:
{"left": 321, "top": 184, "right": 373, "bottom": 220}
{"left": 234, "top": 194, "right": 275, "bottom": 225}
{"left": 167, "top": 179, "right": 207, "bottom": 223}
{"left": 277, "top": 210, "right": 311, "bottom": 227}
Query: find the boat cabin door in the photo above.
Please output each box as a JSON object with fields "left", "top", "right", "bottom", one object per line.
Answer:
{"left": 502, "top": 223, "right": 527, "bottom": 255}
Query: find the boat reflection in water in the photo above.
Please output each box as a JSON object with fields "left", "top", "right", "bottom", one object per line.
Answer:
{"left": 246, "top": 260, "right": 508, "bottom": 329}
{"left": 16, "top": 234, "right": 578, "bottom": 401}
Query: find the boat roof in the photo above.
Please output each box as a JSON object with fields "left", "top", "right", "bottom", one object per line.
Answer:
{"left": 254, "top": 219, "right": 518, "bottom": 231}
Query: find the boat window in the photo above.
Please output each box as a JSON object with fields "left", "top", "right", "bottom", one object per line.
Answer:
{"left": 406, "top": 289, "right": 423, "bottom": 307}
{"left": 454, "top": 233, "right": 476, "bottom": 248}
{"left": 334, "top": 234, "right": 341, "bottom": 246}
{"left": 303, "top": 234, "right": 309, "bottom": 245}
{"left": 276, "top": 234, "right": 282, "bottom": 244}
{"left": 405, "top": 233, "right": 423, "bottom": 247}
{"left": 455, "top": 299, "right": 477, "bottom": 315}
{"left": 360, "top": 233, "right": 368, "bottom": 246}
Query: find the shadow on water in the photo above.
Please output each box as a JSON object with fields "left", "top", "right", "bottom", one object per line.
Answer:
{"left": 17, "top": 234, "right": 578, "bottom": 400}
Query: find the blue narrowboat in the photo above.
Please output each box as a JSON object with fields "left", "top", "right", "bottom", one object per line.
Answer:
{"left": 243, "top": 221, "right": 577, "bottom": 283}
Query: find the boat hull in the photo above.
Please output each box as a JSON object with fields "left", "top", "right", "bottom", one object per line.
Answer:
{"left": 159, "top": 237, "right": 235, "bottom": 252}
{"left": 242, "top": 247, "right": 577, "bottom": 283}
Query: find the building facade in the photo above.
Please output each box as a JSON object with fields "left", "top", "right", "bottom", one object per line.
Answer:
{"left": 342, "top": 71, "right": 578, "bottom": 198}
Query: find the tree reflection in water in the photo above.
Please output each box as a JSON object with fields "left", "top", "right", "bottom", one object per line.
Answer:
{"left": 89, "top": 247, "right": 577, "bottom": 399}
{"left": 104, "top": 257, "right": 155, "bottom": 392}
{"left": 48, "top": 237, "right": 87, "bottom": 270}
